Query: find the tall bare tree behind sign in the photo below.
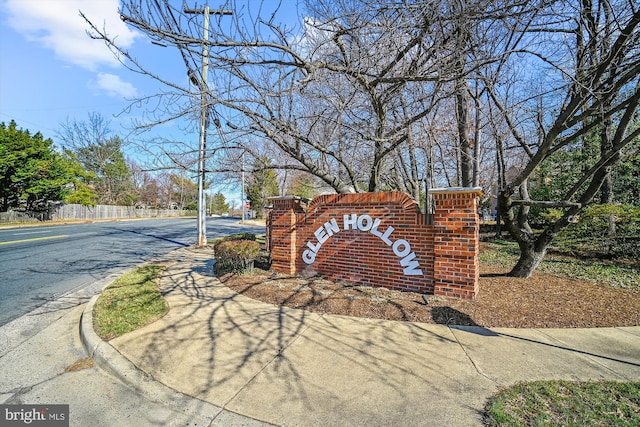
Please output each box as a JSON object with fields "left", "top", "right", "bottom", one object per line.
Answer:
{"left": 84, "top": 0, "right": 639, "bottom": 277}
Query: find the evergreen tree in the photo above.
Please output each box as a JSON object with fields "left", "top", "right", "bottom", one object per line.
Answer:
{"left": 75, "top": 136, "right": 132, "bottom": 205}
{"left": 0, "top": 121, "right": 91, "bottom": 211}
{"left": 210, "top": 192, "right": 229, "bottom": 215}
{"left": 287, "top": 173, "right": 321, "bottom": 200}
{"left": 246, "top": 157, "right": 279, "bottom": 219}
{"left": 58, "top": 113, "right": 134, "bottom": 205}
{"left": 612, "top": 145, "right": 640, "bottom": 207}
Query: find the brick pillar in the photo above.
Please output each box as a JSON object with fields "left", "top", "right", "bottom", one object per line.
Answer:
{"left": 430, "top": 187, "right": 483, "bottom": 300}
{"left": 268, "top": 196, "right": 302, "bottom": 274}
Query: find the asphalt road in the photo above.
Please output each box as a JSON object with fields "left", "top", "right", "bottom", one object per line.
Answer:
{"left": 0, "top": 217, "right": 264, "bottom": 327}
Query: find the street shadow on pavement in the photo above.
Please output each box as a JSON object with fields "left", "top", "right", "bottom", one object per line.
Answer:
{"left": 494, "top": 331, "right": 640, "bottom": 368}
{"left": 108, "top": 246, "right": 493, "bottom": 426}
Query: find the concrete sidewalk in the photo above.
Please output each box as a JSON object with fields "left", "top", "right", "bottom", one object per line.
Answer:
{"left": 81, "top": 246, "right": 640, "bottom": 427}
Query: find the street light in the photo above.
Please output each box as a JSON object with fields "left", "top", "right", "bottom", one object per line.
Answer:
{"left": 184, "top": 5, "right": 233, "bottom": 246}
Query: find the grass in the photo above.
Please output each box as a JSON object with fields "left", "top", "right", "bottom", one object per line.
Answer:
{"left": 93, "top": 264, "right": 168, "bottom": 340}
{"left": 485, "top": 380, "right": 640, "bottom": 426}
{"left": 480, "top": 239, "right": 640, "bottom": 290}
{"left": 481, "top": 245, "right": 640, "bottom": 426}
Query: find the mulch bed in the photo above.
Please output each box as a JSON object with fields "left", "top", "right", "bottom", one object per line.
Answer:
{"left": 220, "top": 264, "right": 640, "bottom": 328}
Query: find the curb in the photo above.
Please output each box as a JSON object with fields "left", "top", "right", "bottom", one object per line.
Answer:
{"left": 79, "top": 295, "right": 224, "bottom": 420}
{"left": 80, "top": 296, "right": 156, "bottom": 393}
{"left": 79, "top": 293, "right": 276, "bottom": 426}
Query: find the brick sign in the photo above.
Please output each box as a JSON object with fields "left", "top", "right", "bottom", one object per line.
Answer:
{"left": 301, "top": 213, "right": 423, "bottom": 276}
{"left": 266, "top": 188, "right": 482, "bottom": 299}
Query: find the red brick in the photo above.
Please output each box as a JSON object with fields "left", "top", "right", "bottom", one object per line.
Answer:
{"left": 267, "top": 189, "right": 481, "bottom": 299}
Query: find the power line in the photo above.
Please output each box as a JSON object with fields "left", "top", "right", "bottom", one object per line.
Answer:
{"left": 183, "top": 4, "right": 233, "bottom": 247}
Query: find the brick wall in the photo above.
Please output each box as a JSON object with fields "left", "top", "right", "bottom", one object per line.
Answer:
{"left": 267, "top": 188, "right": 482, "bottom": 299}
{"left": 431, "top": 189, "right": 481, "bottom": 299}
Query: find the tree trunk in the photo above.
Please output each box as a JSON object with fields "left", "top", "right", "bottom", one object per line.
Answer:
{"left": 598, "top": 0, "right": 616, "bottom": 239}
{"left": 600, "top": 116, "right": 616, "bottom": 237}
{"left": 509, "top": 243, "right": 547, "bottom": 278}
{"left": 453, "top": 0, "right": 472, "bottom": 187}
{"left": 472, "top": 82, "right": 482, "bottom": 187}
{"left": 456, "top": 80, "right": 473, "bottom": 187}
{"left": 601, "top": 169, "right": 617, "bottom": 237}
{"left": 498, "top": 189, "right": 549, "bottom": 278}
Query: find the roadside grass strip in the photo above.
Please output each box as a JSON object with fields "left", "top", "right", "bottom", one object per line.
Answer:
{"left": 93, "top": 264, "right": 168, "bottom": 340}
{"left": 485, "top": 380, "right": 640, "bottom": 426}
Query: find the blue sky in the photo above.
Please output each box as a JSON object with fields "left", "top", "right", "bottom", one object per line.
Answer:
{"left": 1, "top": 0, "right": 146, "bottom": 138}
{"left": 0, "top": 0, "right": 300, "bottom": 204}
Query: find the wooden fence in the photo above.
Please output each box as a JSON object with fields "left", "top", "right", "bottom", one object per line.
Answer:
{"left": 0, "top": 204, "right": 193, "bottom": 224}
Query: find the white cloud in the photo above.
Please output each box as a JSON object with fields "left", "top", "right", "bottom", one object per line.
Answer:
{"left": 5, "top": 0, "right": 139, "bottom": 70}
{"left": 93, "top": 73, "right": 138, "bottom": 98}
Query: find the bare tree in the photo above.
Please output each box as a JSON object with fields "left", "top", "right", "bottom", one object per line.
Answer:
{"left": 57, "top": 112, "right": 134, "bottom": 205}
{"left": 84, "top": 0, "right": 524, "bottom": 194}
{"left": 79, "top": 0, "right": 640, "bottom": 280}
{"left": 485, "top": 0, "right": 640, "bottom": 277}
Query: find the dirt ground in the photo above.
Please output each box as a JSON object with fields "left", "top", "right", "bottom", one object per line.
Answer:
{"left": 220, "top": 250, "right": 640, "bottom": 329}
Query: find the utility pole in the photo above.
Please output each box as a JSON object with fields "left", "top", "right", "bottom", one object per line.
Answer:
{"left": 241, "top": 151, "right": 246, "bottom": 223}
{"left": 184, "top": 4, "right": 232, "bottom": 246}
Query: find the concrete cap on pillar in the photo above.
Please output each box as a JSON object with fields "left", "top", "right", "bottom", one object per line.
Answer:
{"left": 268, "top": 195, "right": 303, "bottom": 201}
{"left": 428, "top": 187, "right": 483, "bottom": 195}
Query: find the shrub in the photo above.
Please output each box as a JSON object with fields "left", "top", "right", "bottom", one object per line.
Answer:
{"left": 212, "top": 232, "right": 256, "bottom": 251}
{"left": 555, "top": 204, "right": 640, "bottom": 259}
{"left": 579, "top": 204, "right": 640, "bottom": 236}
{"left": 214, "top": 239, "right": 261, "bottom": 274}
{"left": 223, "top": 232, "right": 257, "bottom": 242}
